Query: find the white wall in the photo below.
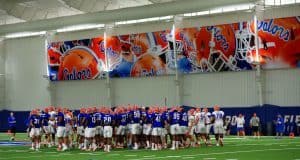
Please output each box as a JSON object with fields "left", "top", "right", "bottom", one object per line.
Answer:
{"left": 0, "top": 40, "right": 5, "bottom": 109}
{"left": 4, "top": 36, "right": 51, "bottom": 110}
{"left": 183, "top": 71, "right": 258, "bottom": 107}
{"left": 51, "top": 79, "right": 108, "bottom": 109}
{"left": 264, "top": 69, "right": 300, "bottom": 106}
{"left": 112, "top": 75, "right": 177, "bottom": 106}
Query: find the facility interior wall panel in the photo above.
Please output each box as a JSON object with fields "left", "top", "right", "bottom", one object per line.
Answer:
{"left": 0, "top": 41, "right": 4, "bottom": 109}
{"left": 112, "top": 75, "right": 176, "bottom": 106}
{"left": 264, "top": 68, "right": 300, "bottom": 106}
{"left": 51, "top": 79, "right": 108, "bottom": 109}
{"left": 4, "top": 36, "right": 51, "bottom": 111}
{"left": 183, "top": 71, "right": 258, "bottom": 107}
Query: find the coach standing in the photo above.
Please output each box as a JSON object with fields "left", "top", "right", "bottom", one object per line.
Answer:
{"left": 8, "top": 112, "right": 17, "bottom": 141}
{"left": 250, "top": 113, "right": 260, "bottom": 139}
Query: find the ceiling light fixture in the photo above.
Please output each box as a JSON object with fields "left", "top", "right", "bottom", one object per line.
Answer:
{"left": 4, "top": 31, "right": 46, "bottom": 39}
{"left": 56, "top": 24, "right": 105, "bottom": 33}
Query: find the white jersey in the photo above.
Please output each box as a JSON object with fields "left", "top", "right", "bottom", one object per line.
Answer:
{"left": 49, "top": 111, "right": 57, "bottom": 119}
{"left": 236, "top": 117, "right": 245, "bottom": 128}
{"left": 65, "top": 114, "right": 72, "bottom": 126}
{"left": 196, "top": 112, "right": 206, "bottom": 126}
{"left": 48, "top": 111, "right": 57, "bottom": 126}
{"left": 212, "top": 111, "right": 224, "bottom": 125}
{"left": 205, "top": 112, "right": 211, "bottom": 124}
{"left": 188, "top": 115, "right": 195, "bottom": 127}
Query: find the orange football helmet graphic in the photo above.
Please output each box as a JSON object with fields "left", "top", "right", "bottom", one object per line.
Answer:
{"left": 48, "top": 47, "right": 62, "bottom": 65}
{"left": 130, "top": 33, "right": 150, "bottom": 57}
{"left": 130, "top": 54, "right": 166, "bottom": 77}
{"left": 195, "top": 24, "right": 236, "bottom": 61}
{"left": 58, "top": 46, "right": 101, "bottom": 80}
{"left": 90, "top": 36, "right": 105, "bottom": 61}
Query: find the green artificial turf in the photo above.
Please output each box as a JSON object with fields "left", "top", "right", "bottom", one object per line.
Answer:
{"left": 0, "top": 133, "right": 299, "bottom": 160}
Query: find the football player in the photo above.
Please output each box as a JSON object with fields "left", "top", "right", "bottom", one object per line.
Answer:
{"left": 129, "top": 105, "right": 142, "bottom": 150}
{"left": 169, "top": 107, "right": 181, "bottom": 150}
{"left": 83, "top": 107, "right": 97, "bottom": 151}
{"left": 76, "top": 108, "right": 86, "bottom": 149}
{"left": 179, "top": 107, "right": 189, "bottom": 148}
{"left": 40, "top": 107, "right": 51, "bottom": 147}
{"left": 115, "top": 107, "right": 127, "bottom": 148}
{"left": 94, "top": 107, "right": 104, "bottom": 149}
{"left": 29, "top": 109, "right": 41, "bottom": 151}
{"left": 211, "top": 105, "right": 225, "bottom": 146}
{"left": 102, "top": 108, "right": 115, "bottom": 152}
{"left": 195, "top": 108, "right": 207, "bottom": 146}
{"left": 56, "top": 107, "right": 68, "bottom": 151}
{"left": 203, "top": 108, "right": 212, "bottom": 145}
{"left": 151, "top": 107, "right": 164, "bottom": 150}
{"left": 236, "top": 113, "right": 245, "bottom": 137}
{"left": 186, "top": 108, "right": 196, "bottom": 147}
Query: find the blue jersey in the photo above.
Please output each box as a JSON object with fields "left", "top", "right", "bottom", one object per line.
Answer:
{"left": 179, "top": 112, "right": 189, "bottom": 126}
{"left": 77, "top": 113, "right": 85, "bottom": 126}
{"left": 141, "top": 111, "right": 147, "bottom": 124}
{"left": 276, "top": 117, "right": 284, "bottom": 132}
{"left": 152, "top": 113, "right": 164, "bottom": 128}
{"left": 131, "top": 110, "right": 141, "bottom": 123}
{"left": 56, "top": 112, "right": 65, "bottom": 127}
{"left": 127, "top": 112, "right": 134, "bottom": 124}
{"left": 40, "top": 113, "right": 50, "bottom": 126}
{"left": 86, "top": 114, "right": 96, "bottom": 128}
{"left": 117, "top": 113, "right": 127, "bottom": 126}
{"left": 30, "top": 115, "right": 41, "bottom": 128}
{"left": 102, "top": 114, "right": 114, "bottom": 126}
{"left": 145, "top": 113, "right": 152, "bottom": 124}
{"left": 276, "top": 117, "right": 284, "bottom": 127}
{"left": 141, "top": 111, "right": 147, "bottom": 118}
{"left": 8, "top": 116, "right": 16, "bottom": 127}
{"left": 94, "top": 112, "right": 102, "bottom": 126}
{"left": 170, "top": 111, "right": 180, "bottom": 125}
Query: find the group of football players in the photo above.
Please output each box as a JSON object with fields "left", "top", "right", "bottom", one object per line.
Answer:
{"left": 27, "top": 105, "right": 225, "bottom": 152}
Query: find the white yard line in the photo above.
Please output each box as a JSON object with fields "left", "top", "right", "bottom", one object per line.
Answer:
{"left": 166, "top": 156, "right": 181, "bottom": 158}
{"left": 143, "top": 155, "right": 156, "bottom": 158}
{"left": 182, "top": 157, "right": 195, "bottom": 159}
{"left": 130, "top": 148, "right": 299, "bottom": 160}
{"left": 125, "top": 155, "right": 138, "bottom": 157}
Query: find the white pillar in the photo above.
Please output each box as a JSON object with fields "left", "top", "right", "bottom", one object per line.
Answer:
{"left": 44, "top": 31, "right": 57, "bottom": 106}
{"left": 173, "top": 15, "right": 184, "bottom": 106}
{"left": 103, "top": 29, "right": 113, "bottom": 107}
{"left": 254, "top": 1, "right": 264, "bottom": 106}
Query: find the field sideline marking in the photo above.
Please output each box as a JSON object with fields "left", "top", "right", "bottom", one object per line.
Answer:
{"left": 130, "top": 148, "right": 299, "bottom": 160}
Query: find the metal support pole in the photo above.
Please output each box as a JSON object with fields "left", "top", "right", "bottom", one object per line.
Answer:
{"left": 173, "top": 16, "right": 183, "bottom": 106}
{"left": 104, "top": 30, "right": 113, "bottom": 107}
{"left": 254, "top": 3, "right": 264, "bottom": 106}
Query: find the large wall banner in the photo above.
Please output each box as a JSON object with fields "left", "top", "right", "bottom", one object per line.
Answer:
{"left": 175, "top": 16, "right": 300, "bottom": 73}
{"left": 47, "top": 16, "right": 300, "bottom": 81}
{"left": 106, "top": 30, "right": 176, "bottom": 78}
{"left": 47, "top": 37, "right": 107, "bottom": 81}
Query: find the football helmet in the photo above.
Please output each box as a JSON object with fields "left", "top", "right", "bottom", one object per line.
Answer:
{"left": 130, "top": 53, "right": 166, "bottom": 77}
{"left": 192, "top": 24, "right": 238, "bottom": 72}
{"left": 58, "top": 46, "right": 104, "bottom": 80}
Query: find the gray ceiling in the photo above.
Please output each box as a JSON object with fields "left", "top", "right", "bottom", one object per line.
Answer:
{"left": 0, "top": 0, "right": 175, "bottom": 25}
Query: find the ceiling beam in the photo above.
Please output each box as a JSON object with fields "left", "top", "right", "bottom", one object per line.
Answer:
{"left": 57, "top": 0, "right": 86, "bottom": 13}
{"left": 0, "top": 0, "right": 256, "bottom": 35}
{"left": 0, "top": 0, "right": 26, "bottom": 20}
